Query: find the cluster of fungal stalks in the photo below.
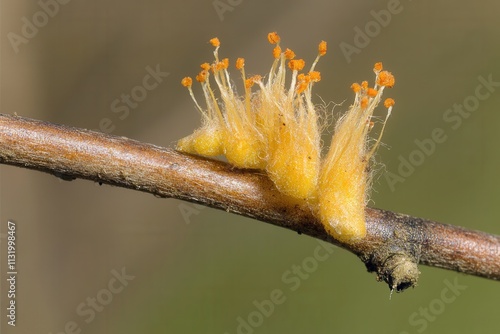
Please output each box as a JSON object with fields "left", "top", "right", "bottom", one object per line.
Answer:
{"left": 177, "top": 32, "right": 395, "bottom": 243}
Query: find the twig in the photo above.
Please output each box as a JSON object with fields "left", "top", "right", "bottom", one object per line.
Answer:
{"left": 1, "top": 113, "right": 499, "bottom": 291}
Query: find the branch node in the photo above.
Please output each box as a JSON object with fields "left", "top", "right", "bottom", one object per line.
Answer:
{"left": 382, "top": 253, "right": 420, "bottom": 292}
{"left": 363, "top": 247, "right": 420, "bottom": 292}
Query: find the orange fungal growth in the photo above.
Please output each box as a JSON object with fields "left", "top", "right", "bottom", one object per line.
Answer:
{"left": 318, "top": 41, "right": 327, "bottom": 56}
{"left": 195, "top": 70, "right": 208, "bottom": 83}
{"left": 209, "top": 37, "right": 220, "bottom": 47}
{"left": 177, "top": 32, "right": 396, "bottom": 243}
{"left": 377, "top": 71, "right": 395, "bottom": 88}
{"left": 181, "top": 77, "right": 192, "bottom": 88}
{"left": 384, "top": 98, "right": 395, "bottom": 108}
{"left": 200, "top": 63, "right": 211, "bottom": 71}
{"left": 216, "top": 58, "right": 229, "bottom": 70}
{"left": 351, "top": 83, "right": 361, "bottom": 93}
{"left": 267, "top": 32, "right": 280, "bottom": 44}
{"left": 244, "top": 78, "right": 254, "bottom": 89}
{"left": 296, "top": 81, "right": 308, "bottom": 94}
{"left": 309, "top": 71, "right": 321, "bottom": 82}
{"left": 284, "top": 48, "right": 296, "bottom": 59}
{"left": 367, "top": 88, "right": 378, "bottom": 97}
{"left": 249, "top": 74, "right": 261, "bottom": 83}
{"left": 236, "top": 58, "right": 245, "bottom": 70}
{"left": 250, "top": 74, "right": 262, "bottom": 82}
{"left": 288, "top": 59, "right": 305, "bottom": 71}
{"left": 273, "top": 46, "right": 282, "bottom": 59}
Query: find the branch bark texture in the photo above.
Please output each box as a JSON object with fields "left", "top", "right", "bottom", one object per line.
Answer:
{"left": 1, "top": 113, "right": 500, "bottom": 291}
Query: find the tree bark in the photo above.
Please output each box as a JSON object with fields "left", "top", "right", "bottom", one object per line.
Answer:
{"left": 1, "top": 113, "right": 499, "bottom": 291}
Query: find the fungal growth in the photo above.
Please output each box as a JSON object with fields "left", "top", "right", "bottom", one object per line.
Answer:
{"left": 177, "top": 32, "right": 395, "bottom": 243}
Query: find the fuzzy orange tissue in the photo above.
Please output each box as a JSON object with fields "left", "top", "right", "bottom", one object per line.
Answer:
{"left": 177, "top": 32, "right": 395, "bottom": 244}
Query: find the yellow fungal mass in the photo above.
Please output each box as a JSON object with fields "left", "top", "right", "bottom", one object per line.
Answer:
{"left": 318, "top": 64, "right": 394, "bottom": 241}
{"left": 177, "top": 32, "right": 395, "bottom": 243}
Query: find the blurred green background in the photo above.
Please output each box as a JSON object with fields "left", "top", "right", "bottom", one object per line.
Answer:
{"left": 1, "top": 0, "right": 500, "bottom": 333}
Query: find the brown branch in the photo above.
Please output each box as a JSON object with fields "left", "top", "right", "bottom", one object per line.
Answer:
{"left": 1, "top": 113, "right": 500, "bottom": 291}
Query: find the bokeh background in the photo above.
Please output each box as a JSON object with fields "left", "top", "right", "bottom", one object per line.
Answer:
{"left": 1, "top": 1, "right": 500, "bottom": 333}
